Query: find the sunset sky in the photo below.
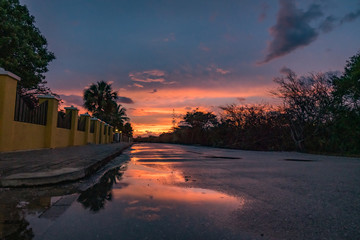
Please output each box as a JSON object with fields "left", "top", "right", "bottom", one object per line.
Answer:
{"left": 20, "top": 0, "right": 360, "bottom": 136}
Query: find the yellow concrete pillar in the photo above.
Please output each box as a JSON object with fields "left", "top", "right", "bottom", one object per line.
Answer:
{"left": 80, "top": 112, "right": 91, "bottom": 144}
{"left": 0, "top": 68, "right": 20, "bottom": 152}
{"left": 65, "top": 106, "right": 79, "bottom": 146}
{"left": 38, "top": 95, "right": 59, "bottom": 148}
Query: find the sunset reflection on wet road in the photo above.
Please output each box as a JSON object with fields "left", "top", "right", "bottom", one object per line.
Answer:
{"left": 24, "top": 144, "right": 250, "bottom": 240}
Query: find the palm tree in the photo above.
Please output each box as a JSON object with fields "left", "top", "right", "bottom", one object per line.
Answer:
{"left": 123, "top": 122, "right": 133, "bottom": 138}
{"left": 110, "top": 104, "right": 129, "bottom": 129}
{"left": 83, "top": 81, "right": 118, "bottom": 121}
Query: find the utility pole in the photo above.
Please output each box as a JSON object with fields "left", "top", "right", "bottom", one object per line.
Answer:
{"left": 172, "top": 109, "right": 176, "bottom": 130}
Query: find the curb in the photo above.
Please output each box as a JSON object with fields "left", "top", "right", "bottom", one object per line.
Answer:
{"left": 0, "top": 143, "right": 133, "bottom": 187}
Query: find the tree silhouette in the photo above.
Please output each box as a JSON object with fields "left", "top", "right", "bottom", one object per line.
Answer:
{"left": 333, "top": 52, "right": 360, "bottom": 111}
{"left": 272, "top": 71, "right": 333, "bottom": 151}
{"left": 110, "top": 104, "right": 129, "bottom": 129}
{"left": 83, "top": 81, "right": 118, "bottom": 122}
{"left": 0, "top": 0, "right": 56, "bottom": 105}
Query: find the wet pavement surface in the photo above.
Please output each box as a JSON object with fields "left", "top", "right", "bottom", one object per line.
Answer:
{"left": 1, "top": 143, "right": 360, "bottom": 239}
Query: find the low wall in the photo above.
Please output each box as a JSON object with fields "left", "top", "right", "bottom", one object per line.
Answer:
{"left": 10, "top": 122, "right": 46, "bottom": 151}
{"left": 55, "top": 128, "right": 71, "bottom": 148}
{"left": 0, "top": 69, "right": 114, "bottom": 152}
{"left": 75, "top": 131, "right": 86, "bottom": 146}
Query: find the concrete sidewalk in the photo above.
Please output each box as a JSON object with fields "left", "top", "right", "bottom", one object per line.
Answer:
{"left": 0, "top": 143, "right": 133, "bottom": 187}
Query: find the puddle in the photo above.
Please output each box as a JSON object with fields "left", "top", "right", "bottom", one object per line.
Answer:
{"left": 1, "top": 144, "right": 250, "bottom": 240}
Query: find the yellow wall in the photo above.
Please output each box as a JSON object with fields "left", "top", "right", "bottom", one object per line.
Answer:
{"left": 75, "top": 131, "right": 86, "bottom": 146}
{"left": 11, "top": 122, "right": 46, "bottom": 151}
{"left": 0, "top": 70, "right": 115, "bottom": 152}
{"left": 88, "top": 132, "right": 94, "bottom": 144}
{"left": 55, "top": 128, "right": 71, "bottom": 148}
{"left": 0, "top": 73, "right": 19, "bottom": 152}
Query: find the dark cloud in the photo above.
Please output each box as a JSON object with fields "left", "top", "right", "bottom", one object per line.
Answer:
{"left": 279, "top": 66, "right": 294, "bottom": 75}
{"left": 319, "top": 16, "right": 337, "bottom": 33}
{"left": 60, "top": 95, "right": 83, "bottom": 107}
{"left": 340, "top": 9, "right": 360, "bottom": 24}
{"left": 149, "top": 89, "right": 157, "bottom": 94}
{"left": 118, "top": 96, "right": 134, "bottom": 104}
{"left": 319, "top": 9, "right": 360, "bottom": 33}
{"left": 260, "top": 0, "right": 323, "bottom": 64}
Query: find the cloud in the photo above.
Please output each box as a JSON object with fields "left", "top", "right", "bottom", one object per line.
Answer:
{"left": 163, "top": 81, "right": 176, "bottom": 85}
{"left": 60, "top": 94, "right": 83, "bottom": 107}
{"left": 118, "top": 96, "right": 134, "bottom": 104}
{"left": 215, "top": 68, "right": 230, "bottom": 75}
{"left": 133, "top": 83, "right": 144, "bottom": 88}
{"left": 149, "top": 89, "right": 157, "bottom": 93}
{"left": 319, "top": 16, "right": 337, "bottom": 33}
{"left": 207, "top": 64, "right": 230, "bottom": 75}
{"left": 260, "top": 0, "right": 323, "bottom": 64}
{"left": 340, "top": 9, "right": 360, "bottom": 24}
{"left": 236, "top": 97, "right": 246, "bottom": 102}
{"left": 163, "top": 33, "right": 175, "bottom": 42}
{"left": 279, "top": 66, "right": 294, "bottom": 75}
{"left": 129, "top": 70, "right": 166, "bottom": 83}
{"left": 199, "top": 43, "right": 210, "bottom": 52}
{"left": 320, "top": 8, "right": 360, "bottom": 33}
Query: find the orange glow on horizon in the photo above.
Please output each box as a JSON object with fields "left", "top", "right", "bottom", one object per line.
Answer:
{"left": 53, "top": 83, "right": 276, "bottom": 137}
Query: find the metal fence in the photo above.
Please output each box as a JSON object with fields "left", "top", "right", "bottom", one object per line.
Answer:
{"left": 77, "top": 118, "right": 86, "bottom": 131}
{"left": 57, "top": 111, "right": 72, "bottom": 129}
{"left": 90, "top": 121, "right": 95, "bottom": 133}
{"left": 14, "top": 94, "right": 48, "bottom": 125}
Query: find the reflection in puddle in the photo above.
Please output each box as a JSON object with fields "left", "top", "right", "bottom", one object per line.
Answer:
{"left": 77, "top": 166, "right": 128, "bottom": 212}
{"left": 2, "top": 144, "right": 249, "bottom": 240}
{"left": 114, "top": 162, "right": 243, "bottom": 209}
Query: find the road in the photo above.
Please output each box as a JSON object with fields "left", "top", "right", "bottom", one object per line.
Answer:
{"left": 1, "top": 143, "right": 360, "bottom": 240}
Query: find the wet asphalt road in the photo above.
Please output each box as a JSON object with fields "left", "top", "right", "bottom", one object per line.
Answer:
{"left": 1, "top": 143, "right": 360, "bottom": 240}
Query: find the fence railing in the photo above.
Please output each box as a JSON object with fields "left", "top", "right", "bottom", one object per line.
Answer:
{"left": 77, "top": 118, "right": 86, "bottom": 131}
{"left": 14, "top": 93, "right": 48, "bottom": 125}
{"left": 90, "top": 121, "right": 95, "bottom": 133}
{"left": 57, "top": 111, "right": 72, "bottom": 129}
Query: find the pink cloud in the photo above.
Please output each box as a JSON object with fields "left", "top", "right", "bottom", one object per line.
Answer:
{"left": 215, "top": 68, "right": 230, "bottom": 75}
{"left": 129, "top": 70, "right": 167, "bottom": 83}
{"left": 133, "top": 83, "right": 144, "bottom": 88}
{"left": 163, "top": 33, "right": 175, "bottom": 42}
{"left": 207, "top": 64, "right": 230, "bottom": 75}
{"left": 199, "top": 43, "right": 210, "bottom": 52}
